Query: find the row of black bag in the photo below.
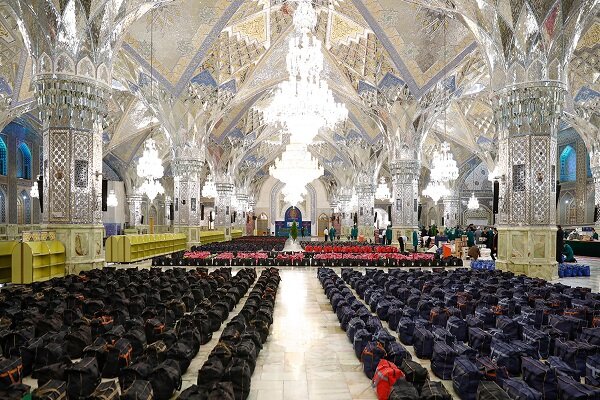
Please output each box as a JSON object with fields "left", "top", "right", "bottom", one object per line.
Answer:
{"left": 318, "top": 267, "right": 452, "bottom": 400}
{"left": 340, "top": 267, "right": 600, "bottom": 400}
{"left": 0, "top": 266, "right": 258, "bottom": 399}
{"left": 179, "top": 268, "right": 281, "bottom": 400}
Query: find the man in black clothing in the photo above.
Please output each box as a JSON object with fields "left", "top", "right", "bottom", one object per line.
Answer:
{"left": 556, "top": 225, "right": 564, "bottom": 263}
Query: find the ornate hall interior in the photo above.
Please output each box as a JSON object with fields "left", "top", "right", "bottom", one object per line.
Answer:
{"left": 0, "top": 0, "right": 600, "bottom": 399}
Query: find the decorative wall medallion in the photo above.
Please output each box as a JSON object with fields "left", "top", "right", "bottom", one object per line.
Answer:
{"left": 75, "top": 233, "right": 88, "bottom": 256}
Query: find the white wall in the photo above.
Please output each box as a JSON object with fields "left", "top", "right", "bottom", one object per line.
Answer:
{"left": 103, "top": 181, "right": 127, "bottom": 224}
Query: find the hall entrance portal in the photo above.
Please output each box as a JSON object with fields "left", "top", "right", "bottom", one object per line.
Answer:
{"left": 317, "top": 214, "right": 329, "bottom": 238}
{"left": 257, "top": 213, "right": 269, "bottom": 236}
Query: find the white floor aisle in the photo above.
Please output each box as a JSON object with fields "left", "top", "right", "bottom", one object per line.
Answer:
{"left": 248, "top": 269, "right": 376, "bottom": 400}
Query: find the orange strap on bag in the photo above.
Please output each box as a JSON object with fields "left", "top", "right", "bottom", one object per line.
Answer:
{"left": 0, "top": 365, "right": 22, "bottom": 384}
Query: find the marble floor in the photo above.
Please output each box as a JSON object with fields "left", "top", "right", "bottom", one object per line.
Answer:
{"left": 24, "top": 257, "right": 600, "bottom": 399}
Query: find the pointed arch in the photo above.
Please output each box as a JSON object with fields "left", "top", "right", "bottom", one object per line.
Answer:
{"left": 16, "top": 142, "right": 32, "bottom": 180}
{"left": 0, "top": 137, "right": 7, "bottom": 176}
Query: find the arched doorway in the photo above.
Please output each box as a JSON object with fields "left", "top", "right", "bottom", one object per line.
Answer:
{"left": 257, "top": 213, "right": 269, "bottom": 236}
{"left": 317, "top": 213, "right": 329, "bottom": 237}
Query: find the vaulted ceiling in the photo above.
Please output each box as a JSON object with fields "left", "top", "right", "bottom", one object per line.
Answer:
{"left": 0, "top": 0, "right": 598, "bottom": 200}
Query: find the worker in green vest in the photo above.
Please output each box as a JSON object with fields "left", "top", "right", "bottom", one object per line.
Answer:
{"left": 563, "top": 243, "right": 577, "bottom": 263}
{"left": 467, "top": 228, "right": 475, "bottom": 247}
{"left": 385, "top": 225, "right": 393, "bottom": 246}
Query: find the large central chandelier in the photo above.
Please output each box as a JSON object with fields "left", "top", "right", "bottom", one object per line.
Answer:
{"left": 263, "top": 0, "right": 345, "bottom": 205}
{"left": 262, "top": 0, "right": 348, "bottom": 145}
{"left": 270, "top": 143, "right": 324, "bottom": 206}
{"left": 375, "top": 177, "right": 391, "bottom": 201}
{"left": 430, "top": 142, "right": 459, "bottom": 182}
{"left": 136, "top": 138, "right": 165, "bottom": 202}
{"left": 467, "top": 192, "right": 479, "bottom": 210}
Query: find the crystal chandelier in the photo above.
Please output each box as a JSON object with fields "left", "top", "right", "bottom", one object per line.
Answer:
{"left": 422, "top": 180, "right": 450, "bottom": 203}
{"left": 202, "top": 174, "right": 217, "bottom": 198}
{"left": 270, "top": 143, "right": 324, "bottom": 206}
{"left": 430, "top": 142, "right": 459, "bottom": 182}
{"left": 375, "top": 177, "right": 391, "bottom": 200}
{"left": 107, "top": 190, "right": 118, "bottom": 207}
{"left": 136, "top": 138, "right": 165, "bottom": 202}
{"left": 30, "top": 182, "right": 39, "bottom": 199}
{"left": 467, "top": 192, "right": 479, "bottom": 210}
{"left": 262, "top": 0, "right": 348, "bottom": 145}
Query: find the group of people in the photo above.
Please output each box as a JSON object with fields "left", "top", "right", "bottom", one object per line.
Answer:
{"left": 323, "top": 226, "right": 338, "bottom": 241}
{"left": 557, "top": 225, "right": 577, "bottom": 263}
{"left": 418, "top": 224, "right": 498, "bottom": 261}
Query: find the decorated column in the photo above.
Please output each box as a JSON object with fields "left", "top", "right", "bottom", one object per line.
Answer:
{"left": 390, "top": 160, "right": 420, "bottom": 240}
{"left": 235, "top": 192, "right": 249, "bottom": 234}
{"left": 442, "top": 194, "right": 460, "bottom": 229}
{"left": 173, "top": 160, "right": 204, "bottom": 248}
{"left": 126, "top": 194, "right": 144, "bottom": 230}
{"left": 339, "top": 192, "right": 355, "bottom": 237}
{"left": 164, "top": 197, "right": 173, "bottom": 227}
{"left": 591, "top": 147, "right": 600, "bottom": 229}
{"left": 36, "top": 77, "right": 109, "bottom": 272}
{"left": 494, "top": 83, "right": 565, "bottom": 280}
{"left": 215, "top": 182, "right": 234, "bottom": 239}
{"left": 356, "top": 183, "right": 375, "bottom": 237}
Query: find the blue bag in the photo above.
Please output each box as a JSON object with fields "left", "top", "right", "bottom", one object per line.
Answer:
{"left": 361, "top": 341, "right": 387, "bottom": 379}
{"left": 433, "top": 327, "right": 456, "bottom": 345}
{"left": 490, "top": 338, "right": 522, "bottom": 376}
{"left": 554, "top": 340, "right": 596, "bottom": 376}
{"left": 521, "top": 325, "right": 550, "bottom": 359}
{"left": 431, "top": 341, "right": 457, "bottom": 380}
{"left": 454, "top": 342, "right": 478, "bottom": 362}
{"left": 452, "top": 356, "right": 481, "bottom": 400}
{"left": 397, "top": 317, "right": 415, "bottom": 346}
{"left": 496, "top": 316, "right": 520, "bottom": 340}
{"left": 469, "top": 327, "right": 492, "bottom": 356}
{"left": 376, "top": 298, "right": 392, "bottom": 321}
{"left": 556, "top": 375, "right": 600, "bottom": 400}
{"left": 385, "top": 341, "right": 411, "bottom": 367}
{"left": 413, "top": 325, "right": 434, "bottom": 359}
{"left": 346, "top": 317, "right": 366, "bottom": 343}
{"left": 353, "top": 329, "right": 372, "bottom": 359}
{"left": 502, "top": 378, "right": 542, "bottom": 400}
{"left": 585, "top": 354, "right": 600, "bottom": 384}
{"left": 447, "top": 316, "right": 468, "bottom": 343}
{"left": 373, "top": 328, "right": 396, "bottom": 351}
{"left": 387, "top": 305, "right": 404, "bottom": 331}
{"left": 522, "top": 357, "right": 558, "bottom": 400}
{"left": 548, "top": 356, "right": 581, "bottom": 380}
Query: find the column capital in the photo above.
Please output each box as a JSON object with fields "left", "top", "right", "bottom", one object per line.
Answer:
{"left": 390, "top": 159, "right": 421, "bottom": 175}
{"left": 172, "top": 159, "right": 205, "bottom": 179}
{"left": 493, "top": 82, "right": 566, "bottom": 138}
{"left": 126, "top": 194, "right": 144, "bottom": 204}
{"left": 35, "top": 76, "right": 110, "bottom": 127}
{"left": 216, "top": 182, "right": 235, "bottom": 195}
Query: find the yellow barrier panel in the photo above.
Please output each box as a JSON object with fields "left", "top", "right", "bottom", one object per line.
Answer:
{"left": 0, "top": 241, "right": 18, "bottom": 283}
{"left": 106, "top": 233, "right": 187, "bottom": 263}
{"left": 12, "top": 240, "right": 66, "bottom": 284}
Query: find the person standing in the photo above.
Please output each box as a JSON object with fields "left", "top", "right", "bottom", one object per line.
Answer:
{"left": 486, "top": 227, "right": 495, "bottom": 260}
{"left": 301, "top": 226, "right": 305, "bottom": 238}
{"left": 592, "top": 228, "right": 598, "bottom": 240}
{"left": 412, "top": 230, "right": 419, "bottom": 252}
{"left": 556, "top": 225, "right": 564, "bottom": 263}
{"left": 475, "top": 226, "right": 482, "bottom": 244}
{"left": 385, "top": 225, "right": 393, "bottom": 246}
{"left": 324, "top": 227, "right": 329, "bottom": 242}
{"left": 398, "top": 233, "right": 405, "bottom": 253}
{"left": 329, "top": 226, "right": 336, "bottom": 242}
{"left": 467, "top": 227, "right": 475, "bottom": 247}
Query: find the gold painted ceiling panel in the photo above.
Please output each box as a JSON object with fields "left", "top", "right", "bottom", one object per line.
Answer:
{"left": 124, "top": 0, "right": 229, "bottom": 85}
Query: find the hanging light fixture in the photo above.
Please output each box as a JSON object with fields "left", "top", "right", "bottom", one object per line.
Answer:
{"left": 429, "top": 14, "right": 458, "bottom": 184}
{"left": 30, "top": 182, "right": 39, "bottom": 198}
{"left": 136, "top": 137, "right": 164, "bottom": 202}
{"left": 202, "top": 174, "right": 217, "bottom": 198}
{"left": 107, "top": 189, "right": 118, "bottom": 207}
{"left": 262, "top": 0, "right": 348, "bottom": 145}
{"left": 422, "top": 180, "right": 450, "bottom": 203}
{"left": 467, "top": 192, "right": 479, "bottom": 210}
{"left": 375, "top": 177, "right": 391, "bottom": 200}
{"left": 269, "top": 142, "right": 324, "bottom": 206}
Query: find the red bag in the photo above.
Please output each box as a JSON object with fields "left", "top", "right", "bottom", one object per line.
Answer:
{"left": 372, "top": 359, "right": 404, "bottom": 400}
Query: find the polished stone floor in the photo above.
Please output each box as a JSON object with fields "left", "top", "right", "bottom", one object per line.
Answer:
{"left": 24, "top": 256, "right": 600, "bottom": 399}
